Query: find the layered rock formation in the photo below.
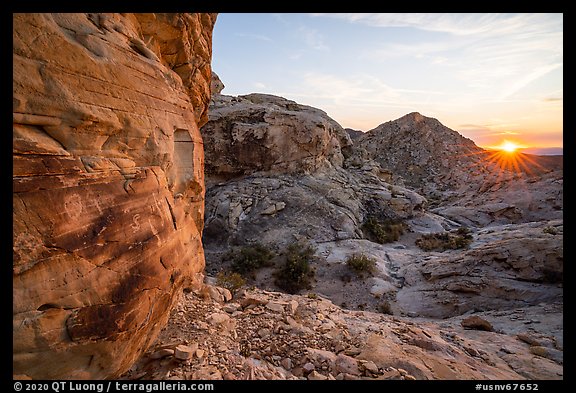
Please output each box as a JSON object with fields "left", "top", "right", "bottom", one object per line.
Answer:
{"left": 13, "top": 13, "right": 216, "bottom": 379}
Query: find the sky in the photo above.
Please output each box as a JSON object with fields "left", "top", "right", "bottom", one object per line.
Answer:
{"left": 212, "top": 13, "right": 563, "bottom": 152}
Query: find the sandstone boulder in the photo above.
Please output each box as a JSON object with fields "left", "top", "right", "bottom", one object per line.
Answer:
{"left": 201, "top": 93, "right": 352, "bottom": 178}
{"left": 461, "top": 316, "right": 494, "bottom": 332}
{"left": 13, "top": 12, "right": 216, "bottom": 379}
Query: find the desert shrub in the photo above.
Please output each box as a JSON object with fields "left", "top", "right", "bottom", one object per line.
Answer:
{"left": 362, "top": 216, "right": 406, "bottom": 244}
{"left": 346, "top": 253, "right": 377, "bottom": 277}
{"left": 416, "top": 227, "right": 473, "bottom": 251}
{"left": 274, "top": 242, "right": 316, "bottom": 294}
{"left": 378, "top": 300, "right": 393, "bottom": 315}
{"left": 215, "top": 271, "right": 246, "bottom": 293}
{"left": 229, "top": 243, "right": 274, "bottom": 278}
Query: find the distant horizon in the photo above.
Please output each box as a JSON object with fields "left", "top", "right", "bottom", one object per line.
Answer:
{"left": 339, "top": 115, "right": 563, "bottom": 155}
{"left": 213, "top": 13, "right": 563, "bottom": 151}
{"left": 507, "top": 147, "right": 562, "bottom": 156}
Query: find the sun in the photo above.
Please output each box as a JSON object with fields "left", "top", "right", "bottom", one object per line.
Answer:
{"left": 498, "top": 140, "right": 520, "bottom": 153}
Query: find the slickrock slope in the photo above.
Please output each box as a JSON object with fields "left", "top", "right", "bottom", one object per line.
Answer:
{"left": 203, "top": 166, "right": 427, "bottom": 252}
{"left": 13, "top": 13, "right": 216, "bottom": 379}
{"left": 394, "top": 220, "right": 563, "bottom": 318}
{"left": 307, "top": 219, "right": 562, "bottom": 318}
{"left": 121, "top": 286, "right": 563, "bottom": 380}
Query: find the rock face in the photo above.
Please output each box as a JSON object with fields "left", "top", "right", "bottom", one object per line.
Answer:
{"left": 203, "top": 167, "right": 427, "bottom": 252}
{"left": 13, "top": 13, "right": 216, "bottom": 379}
{"left": 201, "top": 93, "right": 351, "bottom": 178}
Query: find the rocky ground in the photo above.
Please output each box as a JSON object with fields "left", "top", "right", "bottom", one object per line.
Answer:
{"left": 120, "top": 285, "right": 563, "bottom": 380}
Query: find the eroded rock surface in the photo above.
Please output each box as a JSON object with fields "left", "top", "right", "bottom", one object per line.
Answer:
{"left": 13, "top": 13, "right": 216, "bottom": 379}
{"left": 395, "top": 220, "right": 563, "bottom": 318}
{"left": 202, "top": 93, "right": 351, "bottom": 178}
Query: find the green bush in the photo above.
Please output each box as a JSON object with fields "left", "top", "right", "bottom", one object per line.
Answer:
{"left": 362, "top": 216, "right": 406, "bottom": 244}
{"left": 415, "top": 227, "right": 473, "bottom": 251}
{"left": 346, "top": 253, "right": 377, "bottom": 277}
{"left": 229, "top": 243, "right": 274, "bottom": 278}
{"left": 215, "top": 271, "right": 246, "bottom": 293}
{"left": 274, "top": 242, "right": 316, "bottom": 294}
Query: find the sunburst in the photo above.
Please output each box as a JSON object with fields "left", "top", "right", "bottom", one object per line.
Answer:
{"left": 446, "top": 139, "right": 550, "bottom": 193}
{"left": 499, "top": 140, "right": 520, "bottom": 153}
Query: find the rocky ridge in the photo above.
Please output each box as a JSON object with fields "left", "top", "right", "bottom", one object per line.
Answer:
{"left": 353, "top": 112, "right": 485, "bottom": 191}
{"left": 352, "top": 114, "right": 563, "bottom": 225}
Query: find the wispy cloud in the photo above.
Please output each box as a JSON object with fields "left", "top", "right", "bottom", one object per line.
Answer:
{"left": 311, "top": 13, "right": 561, "bottom": 37}
{"left": 317, "top": 13, "right": 563, "bottom": 102}
{"left": 456, "top": 122, "right": 529, "bottom": 147}
{"left": 497, "top": 63, "right": 562, "bottom": 100}
{"left": 363, "top": 39, "right": 469, "bottom": 60}
{"left": 543, "top": 95, "right": 563, "bottom": 102}
{"left": 275, "top": 72, "right": 447, "bottom": 112}
{"left": 254, "top": 82, "right": 267, "bottom": 90}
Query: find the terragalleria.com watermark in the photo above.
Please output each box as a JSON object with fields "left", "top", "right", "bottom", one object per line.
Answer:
{"left": 13, "top": 382, "right": 215, "bottom": 393}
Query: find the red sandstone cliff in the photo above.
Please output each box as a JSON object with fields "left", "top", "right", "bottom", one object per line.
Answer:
{"left": 13, "top": 13, "right": 217, "bottom": 379}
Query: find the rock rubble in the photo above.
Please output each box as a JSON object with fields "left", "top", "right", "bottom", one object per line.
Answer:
{"left": 121, "top": 285, "right": 562, "bottom": 380}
